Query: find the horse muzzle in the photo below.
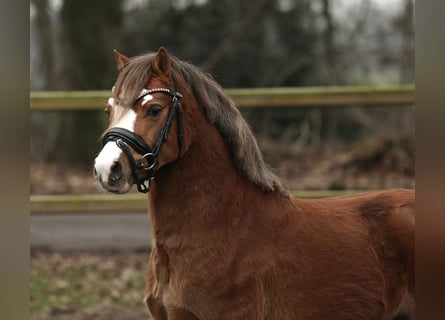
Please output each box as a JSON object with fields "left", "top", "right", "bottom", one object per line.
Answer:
{"left": 98, "top": 127, "right": 157, "bottom": 193}
{"left": 93, "top": 142, "right": 135, "bottom": 194}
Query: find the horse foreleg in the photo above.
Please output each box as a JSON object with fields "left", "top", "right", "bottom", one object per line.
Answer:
{"left": 145, "top": 294, "right": 168, "bottom": 320}
{"left": 166, "top": 307, "right": 200, "bottom": 320}
{"left": 392, "top": 290, "right": 415, "bottom": 320}
{"left": 145, "top": 245, "right": 171, "bottom": 319}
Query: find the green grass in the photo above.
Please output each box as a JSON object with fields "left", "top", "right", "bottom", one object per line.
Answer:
{"left": 30, "top": 252, "right": 147, "bottom": 316}
{"left": 31, "top": 268, "right": 53, "bottom": 314}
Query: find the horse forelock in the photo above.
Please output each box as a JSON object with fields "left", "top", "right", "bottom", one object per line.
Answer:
{"left": 112, "top": 53, "right": 155, "bottom": 109}
{"left": 113, "top": 51, "right": 287, "bottom": 195}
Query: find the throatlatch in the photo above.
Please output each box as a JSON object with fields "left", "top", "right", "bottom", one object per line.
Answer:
{"left": 103, "top": 88, "right": 183, "bottom": 193}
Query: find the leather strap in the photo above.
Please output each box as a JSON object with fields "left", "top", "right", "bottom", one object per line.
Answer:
{"left": 104, "top": 127, "right": 152, "bottom": 155}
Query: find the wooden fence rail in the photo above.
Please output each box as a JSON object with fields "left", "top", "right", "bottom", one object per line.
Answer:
{"left": 30, "top": 85, "right": 415, "bottom": 111}
{"left": 30, "top": 191, "right": 369, "bottom": 214}
{"left": 30, "top": 85, "right": 414, "bottom": 214}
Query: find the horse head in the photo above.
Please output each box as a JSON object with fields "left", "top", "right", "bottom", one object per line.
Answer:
{"left": 94, "top": 47, "right": 194, "bottom": 193}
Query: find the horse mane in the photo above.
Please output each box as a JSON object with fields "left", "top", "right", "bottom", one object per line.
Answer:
{"left": 113, "top": 52, "right": 287, "bottom": 195}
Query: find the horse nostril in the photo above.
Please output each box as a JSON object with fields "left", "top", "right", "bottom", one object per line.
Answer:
{"left": 108, "top": 161, "right": 123, "bottom": 185}
{"left": 93, "top": 167, "right": 98, "bottom": 178}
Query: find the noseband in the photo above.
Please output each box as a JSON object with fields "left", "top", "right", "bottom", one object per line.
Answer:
{"left": 103, "top": 87, "right": 184, "bottom": 193}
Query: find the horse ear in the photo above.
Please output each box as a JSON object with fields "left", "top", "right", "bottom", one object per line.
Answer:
{"left": 113, "top": 49, "right": 129, "bottom": 72}
{"left": 152, "top": 47, "right": 172, "bottom": 76}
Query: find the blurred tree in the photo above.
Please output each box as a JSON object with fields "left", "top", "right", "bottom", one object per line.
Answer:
{"left": 32, "top": 0, "right": 55, "bottom": 89}
{"left": 320, "top": 0, "right": 338, "bottom": 85}
{"left": 59, "top": 0, "right": 123, "bottom": 90}
{"left": 394, "top": 0, "right": 414, "bottom": 84}
{"left": 52, "top": 0, "right": 124, "bottom": 163}
{"left": 123, "top": 0, "right": 318, "bottom": 88}
{"left": 31, "top": 0, "right": 60, "bottom": 162}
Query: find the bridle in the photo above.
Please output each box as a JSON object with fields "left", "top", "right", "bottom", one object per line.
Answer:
{"left": 102, "top": 86, "right": 184, "bottom": 193}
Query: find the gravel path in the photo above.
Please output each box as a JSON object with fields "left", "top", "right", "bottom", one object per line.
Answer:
{"left": 31, "top": 213, "right": 152, "bottom": 251}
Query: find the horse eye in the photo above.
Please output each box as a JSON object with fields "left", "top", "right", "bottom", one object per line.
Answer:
{"left": 146, "top": 104, "right": 163, "bottom": 118}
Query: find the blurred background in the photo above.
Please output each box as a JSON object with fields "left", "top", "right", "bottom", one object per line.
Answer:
{"left": 30, "top": 0, "right": 414, "bottom": 319}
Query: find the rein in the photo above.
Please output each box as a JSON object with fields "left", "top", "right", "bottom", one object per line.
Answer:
{"left": 103, "top": 87, "right": 184, "bottom": 193}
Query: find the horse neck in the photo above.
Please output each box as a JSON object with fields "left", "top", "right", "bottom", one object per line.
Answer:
{"left": 147, "top": 120, "right": 253, "bottom": 241}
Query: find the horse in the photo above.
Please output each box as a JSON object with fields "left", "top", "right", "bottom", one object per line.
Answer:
{"left": 93, "top": 47, "right": 415, "bottom": 320}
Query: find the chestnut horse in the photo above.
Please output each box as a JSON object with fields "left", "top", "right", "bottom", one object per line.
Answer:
{"left": 94, "top": 48, "right": 415, "bottom": 320}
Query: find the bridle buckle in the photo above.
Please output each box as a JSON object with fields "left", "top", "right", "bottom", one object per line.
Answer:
{"left": 139, "top": 153, "right": 157, "bottom": 171}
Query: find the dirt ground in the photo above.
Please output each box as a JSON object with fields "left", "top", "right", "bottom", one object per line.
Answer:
{"left": 32, "top": 302, "right": 149, "bottom": 320}
{"left": 31, "top": 250, "right": 152, "bottom": 320}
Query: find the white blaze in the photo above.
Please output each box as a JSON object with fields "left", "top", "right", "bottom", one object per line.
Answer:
{"left": 141, "top": 94, "right": 153, "bottom": 106}
{"left": 94, "top": 97, "right": 137, "bottom": 183}
{"left": 94, "top": 90, "right": 154, "bottom": 185}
